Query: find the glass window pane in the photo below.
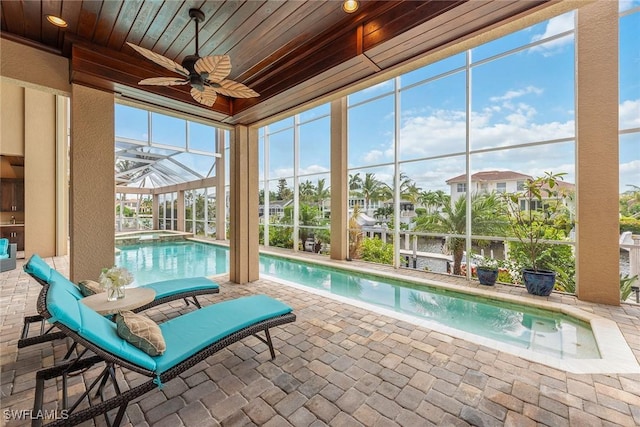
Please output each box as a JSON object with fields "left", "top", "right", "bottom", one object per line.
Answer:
{"left": 189, "top": 122, "right": 216, "bottom": 152}
{"left": 400, "top": 71, "right": 466, "bottom": 161}
{"left": 620, "top": 132, "right": 640, "bottom": 195}
{"left": 268, "top": 117, "right": 294, "bottom": 133}
{"left": 401, "top": 53, "right": 465, "bottom": 88}
{"left": 299, "top": 103, "right": 330, "bottom": 123}
{"left": 471, "top": 34, "right": 575, "bottom": 150}
{"left": 115, "top": 104, "right": 148, "bottom": 141}
{"left": 348, "top": 95, "right": 395, "bottom": 168}
{"left": 619, "top": 11, "right": 640, "bottom": 130}
{"left": 269, "top": 129, "right": 294, "bottom": 178}
{"left": 151, "top": 113, "right": 186, "bottom": 148}
{"left": 299, "top": 116, "right": 330, "bottom": 175}
{"left": 348, "top": 78, "right": 395, "bottom": 105}
{"left": 472, "top": 12, "right": 574, "bottom": 63}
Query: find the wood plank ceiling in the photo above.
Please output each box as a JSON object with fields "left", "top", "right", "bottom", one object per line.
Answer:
{"left": 1, "top": 0, "right": 550, "bottom": 125}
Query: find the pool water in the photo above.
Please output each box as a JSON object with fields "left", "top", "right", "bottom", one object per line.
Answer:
{"left": 116, "top": 241, "right": 600, "bottom": 360}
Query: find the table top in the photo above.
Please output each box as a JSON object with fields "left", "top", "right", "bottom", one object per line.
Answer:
{"left": 80, "top": 288, "right": 156, "bottom": 315}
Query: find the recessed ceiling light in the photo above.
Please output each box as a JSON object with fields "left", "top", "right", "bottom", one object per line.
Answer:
{"left": 342, "top": 0, "right": 359, "bottom": 13}
{"left": 45, "top": 15, "right": 68, "bottom": 28}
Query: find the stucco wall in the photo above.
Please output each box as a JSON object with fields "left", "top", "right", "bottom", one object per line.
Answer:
{"left": 0, "top": 38, "right": 70, "bottom": 95}
{"left": 24, "top": 88, "right": 57, "bottom": 258}
{"left": 575, "top": 1, "right": 620, "bottom": 305}
{"left": 0, "top": 81, "right": 25, "bottom": 156}
{"left": 70, "top": 84, "right": 115, "bottom": 282}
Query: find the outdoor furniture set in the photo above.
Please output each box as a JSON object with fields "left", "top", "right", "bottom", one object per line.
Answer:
{"left": 18, "top": 254, "right": 296, "bottom": 426}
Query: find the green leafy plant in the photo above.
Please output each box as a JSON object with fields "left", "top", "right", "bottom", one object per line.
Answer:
{"left": 503, "top": 172, "right": 573, "bottom": 272}
{"left": 360, "top": 237, "right": 394, "bottom": 265}
{"left": 620, "top": 274, "right": 638, "bottom": 302}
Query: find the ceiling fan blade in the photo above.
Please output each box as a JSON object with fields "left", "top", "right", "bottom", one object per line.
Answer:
{"left": 215, "top": 79, "right": 260, "bottom": 98}
{"left": 126, "top": 42, "right": 189, "bottom": 77}
{"left": 194, "top": 55, "right": 232, "bottom": 82}
{"left": 190, "top": 87, "right": 218, "bottom": 107}
{"left": 139, "top": 77, "right": 189, "bottom": 86}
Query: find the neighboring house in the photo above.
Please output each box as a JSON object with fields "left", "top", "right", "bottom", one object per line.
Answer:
{"left": 259, "top": 199, "right": 293, "bottom": 220}
{"left": 446, "top": 170, "right": 532, "bottom": 202}
{"left": 445, "top": 170, "right": 575, "bottom": 211}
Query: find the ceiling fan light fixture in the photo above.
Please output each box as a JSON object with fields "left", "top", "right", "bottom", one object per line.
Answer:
{"left": 127, "top": 8, "right": 259, "bottom": 108}
{"left": 45, "top": 15, "right": 67, "bottom": 28}
{"left": 342, "top": 0, "right": 359, "bottom": 13}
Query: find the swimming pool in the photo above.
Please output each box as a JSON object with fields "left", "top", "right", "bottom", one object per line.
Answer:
{"left": 115, "top": 240, "right": 607, "bottom": 363}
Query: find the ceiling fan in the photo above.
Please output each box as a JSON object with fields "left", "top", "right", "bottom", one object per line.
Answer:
{"left": 126, "top": 8, "right": 259, "bottom": 107}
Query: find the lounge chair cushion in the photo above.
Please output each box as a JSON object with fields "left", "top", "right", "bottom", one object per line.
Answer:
{"left": 24, "top": 254, "right": 53, "bottom": 283}
{"left": 0, "top": 238, "right": 8, "bottom": 258}
{"left": 154, "top": 294, "right": 292, "bottom": 373}
{"left": 78, "top": 279, "right": 104, "bottom": 297}
{"left": 77, "top": 303, "right": 157, "bottom": 371}
{"left": 115, "top": 311, "right": 166, "bottom": 356}
{"left": 141, "top": 277, "right": 219, "bottom": 298}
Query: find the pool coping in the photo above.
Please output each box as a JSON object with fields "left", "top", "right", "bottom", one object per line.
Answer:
{"left": 257, "top": 250, "right": 640, "bottom": 375}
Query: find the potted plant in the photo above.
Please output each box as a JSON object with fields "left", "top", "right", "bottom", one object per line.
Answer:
{"left": 473, "top": 254, "right": 500, "bottom": 286}
{"left": 503, "top": 172, "right": 572, "bottom": 296}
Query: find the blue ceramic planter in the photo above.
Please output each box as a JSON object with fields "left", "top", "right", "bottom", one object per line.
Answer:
{"left": 522, "top": 268, "right": 556, "bottom": 296}
{"left": 477, "top": 267, "right": 498, "bottom": 286}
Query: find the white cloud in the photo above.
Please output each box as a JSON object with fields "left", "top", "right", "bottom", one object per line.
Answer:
{"left": 363, "top": 150, "right": 384, "bottom": 163}
{"left": 529, "top": 12, "right": 574, "bottom": 57}
{"left": 620, "top": 99, "right": 640, "bottom": 129}
{"left": 619, "top": 0, "right": 640, "bottom": 12}
{"left": 299, "top": 165, "right": 330, "bottom": 175}
{"left": 353, "top": 93, "right": 637, "bottom": 193}
{"left": 362, "top": 80, "right": 393, "bottom": 94}
{"left": 489, "top": 86, "right": 543, "bottom": 103}
{"left": 620, "top": 160, "right": 640, "bottom": 192}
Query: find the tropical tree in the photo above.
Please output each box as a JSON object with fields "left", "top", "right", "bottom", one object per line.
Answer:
{"left": 414, "top": 192, "right": 506, "bottom": 276}
{"left": 360, "top": 173, "right": 387, "bottom": 212}
{"left": 399, "top": 173, "right": 422, "bottom": 204}
{"left": 349, "top": 173, "right": 363, "bottom": 194}
{"left": 277, "top": 178, "right": 293, "bottom": 200}
{"left": 419, "top": 190, "right": 449, "bottom": 214}
{"left": 314, "top": 178, "right": 331, "bottom": 204}
{"left": 299, "top": 180, "right": 315, "bottom": 203}
{"left": 620, "top": 184, "right": 640, "bottom": 218}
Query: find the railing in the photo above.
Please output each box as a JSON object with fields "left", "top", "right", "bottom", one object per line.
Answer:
{"left": 620, "top": 233, "right": 640, "bottom": 302}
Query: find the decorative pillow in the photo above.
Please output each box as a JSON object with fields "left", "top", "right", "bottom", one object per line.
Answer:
{"left": 115, "top": 311, "right": 166, "bottom": 356}
{"left": 78, "top": 280, "right": 103, "bottom": 297}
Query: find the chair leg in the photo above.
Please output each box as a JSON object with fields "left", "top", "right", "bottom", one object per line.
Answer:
{"left": 252, "top": 328, "right": 276, "bottom": 359}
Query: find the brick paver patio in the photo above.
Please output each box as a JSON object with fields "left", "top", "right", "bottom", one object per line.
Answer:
{"left": 1, "top": 255, "right": 639, "bottom": 426}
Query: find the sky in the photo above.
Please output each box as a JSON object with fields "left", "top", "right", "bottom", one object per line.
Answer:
{"left": 117, "top": 5, "right": 639, "bottom": 195}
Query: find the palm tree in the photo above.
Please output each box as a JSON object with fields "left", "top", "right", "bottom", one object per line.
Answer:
{"left": 400, "top": 175, "right": 422, "bottom": 205}
{"left": 361, "top": 173, "right": 386, "bottom": 212}
{"left": 414, "top": 192, "right": 506, "bottom": 275}
{"left": 299, "top": 180, "right": 315, "bottom": 203}
{"left": 419, "top": 190, "right": 449, "bottom": 214}
{"left": 314, "top": 178, "right": 331, "bottom": 204}
{"left": 349, "top": 173, "right": 362, "bottom": 194}
{"left": 315, "top": 178, "right": 331, "bottom": 216}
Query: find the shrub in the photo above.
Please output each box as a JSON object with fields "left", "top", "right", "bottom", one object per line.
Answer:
{"left": 620, "top": 217, "right": 640, "bottom": 234}
{"left": 361, "top": 237, "right": 394, "bottom": 265}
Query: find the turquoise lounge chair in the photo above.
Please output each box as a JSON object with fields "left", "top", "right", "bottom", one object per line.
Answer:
{"left": 31, "top": 268, "right": 295, "bottom": 426}
{"left": 19, "top": 254, "right": 220, "bottom": 349}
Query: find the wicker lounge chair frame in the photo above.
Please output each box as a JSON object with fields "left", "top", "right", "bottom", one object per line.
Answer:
{"left": 19, "top": 269, "right": 218, "bottom": 350}
{"left": 32, "top": 281, "right": 296, "bottom": 427}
